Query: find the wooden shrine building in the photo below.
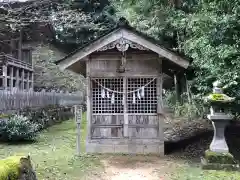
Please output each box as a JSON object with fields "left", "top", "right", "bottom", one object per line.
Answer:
{"left": 0, "top": 30, "right": 34, "bottom": 91}
{"left": 56, "top": 18, "right": 190, "bottom": 155}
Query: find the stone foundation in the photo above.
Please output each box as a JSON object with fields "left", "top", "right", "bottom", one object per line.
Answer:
{"left": 201, "top": 150, "right": 239, "bottom": 171}
{"left": 86, "top": 139, "right": 164, "bottom": 155}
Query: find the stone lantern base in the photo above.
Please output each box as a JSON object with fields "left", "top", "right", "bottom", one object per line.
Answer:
{"left": 201, "top": 114, "right": 239, "bottom": 171}
{"left": 201, "top": 150, "right": 239, "bottom": 171}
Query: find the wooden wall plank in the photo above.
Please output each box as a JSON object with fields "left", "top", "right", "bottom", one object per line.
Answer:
{"left": 128, "top": 115, "right": 158, "bottom": 138}
{"left": 89, "top": 54, "right": 160, "bottom": 76}
{"left": 92, "top": 115, "right": 124, "bottom": 138}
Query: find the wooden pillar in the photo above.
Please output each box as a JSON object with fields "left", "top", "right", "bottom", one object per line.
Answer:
{"left": 21, "top": 69, "right": 24, "bottom": 90}
{"left": 86, "top": 59, "right": 92, "bottom": 144}
{"left": 3, "top": 64, "right": 7, "bottom": 90}
{"left": 16, "top": 68, "right": 19, "bottom": 89}
{"left": 26, "top": 71, "right": 29, "bottom": 90}
{"left": 123, "top": 76, "right": 128, "bottom": 137}
{"left": 31, "top": 72, "right": 34, "bottom": 89}
{"left": 10, "top": 66, "right": 13, "bottom": 90}
{"left": 157, "top": 58, "right": 164, "bottom": 141}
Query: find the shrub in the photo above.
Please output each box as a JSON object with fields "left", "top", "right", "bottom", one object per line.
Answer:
{"left": 0, "top": 115, "right": 39, "bottom": 142}
{"left": 163, "top": 90, "right": 207, "bottom": 120}
{"left": 21, "top": 106, "right": 73, "bottom": 130}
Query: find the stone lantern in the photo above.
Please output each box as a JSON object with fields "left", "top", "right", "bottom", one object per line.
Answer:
{"left": 202, "top": 81, "right": 239, "bottom": 170}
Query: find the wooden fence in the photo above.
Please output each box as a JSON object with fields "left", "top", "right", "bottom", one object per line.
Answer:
{"left": 0, "top": 89, "right": 84, "bottom": 113}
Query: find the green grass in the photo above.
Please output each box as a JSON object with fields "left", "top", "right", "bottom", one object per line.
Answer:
{"left": 173, "top": 164, "right": 240, "bottom": 180}
{"left": 1, "top": 113, "right": 240, "bottom": 179}
{"left": 0, "top": 114, "right": 102, "bottom": 180}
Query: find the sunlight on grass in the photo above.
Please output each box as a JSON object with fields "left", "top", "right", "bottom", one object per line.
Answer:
{"left": 0, "top": 113, "right": 102, "bottom": 180}
{"left": 173, "top": 164, "right": 240, "bottom": 180}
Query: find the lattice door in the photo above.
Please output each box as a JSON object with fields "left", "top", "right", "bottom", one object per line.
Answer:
{"left": 91, "top": 77, "right": 158, "bottom": 139}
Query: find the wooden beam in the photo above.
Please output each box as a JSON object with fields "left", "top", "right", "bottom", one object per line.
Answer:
{"left": 90, "top": 72, "right": 159, "bottom": 78}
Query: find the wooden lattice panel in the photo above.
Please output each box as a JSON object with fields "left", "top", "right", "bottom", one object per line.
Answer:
{"left": 92, "top": 78, "right": 123, "bottom": 114}
{"left": 127, "top": 78, "right": 157, "bottom": 114}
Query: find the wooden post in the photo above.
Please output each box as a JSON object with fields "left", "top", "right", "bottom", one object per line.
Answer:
{"left": 31, "top": 72, "right": 34, "bottom": 89}
{"left": 3, "top": 64, "right": 7, "bottom": 90}
{"left": 10, "top": 66, "right": 13, "bottom": 90}
{"left": 75, "top": 105, "right": 82, "bottom": 156}
{"left": 174, "top": 73, "right": 181, "bottom": 103}
{"left": 26, "top": 71, "right": 29, "bottom": 90}
{"left": 16, "top": 68, "right": 19, "bottom": 89}
{"left": 157, "top": 58, "right": 164, "bottom": 141}
{"left": 86, "top": 59, "right": 92, "bottom": 145}
{"left": 123, "top": 76, "right": 128, "bottom": 137}
{"left": 21, "top": 69, "right": 24, "bottom": 90}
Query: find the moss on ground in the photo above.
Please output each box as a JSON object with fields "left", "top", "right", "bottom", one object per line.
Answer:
{"left": 0, "top": 156, "right": 24, "bottom": 180}
{"left": 205, "top": 150, "right": 237, "bottom": 164}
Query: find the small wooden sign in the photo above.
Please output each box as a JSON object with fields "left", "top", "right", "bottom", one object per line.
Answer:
{"left": 75, "top": 105, "right": 82, "bottom": 124}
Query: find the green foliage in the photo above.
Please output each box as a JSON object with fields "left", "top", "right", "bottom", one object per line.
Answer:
{"left": 0, "top": 115, "right": 39, "bottom": 142}
{"left": 164, "top": 90, "right": 206, "bottom": 119}
{"left": 32, "top": 44, "right": 86, "bottom": 91}
{"left": 51, "top": 0, "right": 116, "bottom": 46}
{"left": 21, "top": 106, "right": 73, "bottom": 130}
{"left": 0, "top": 156, "right": 23, "bottom": 180}
{"left": 112, "top": 0, "right": 240, "bottom": 98}
{"left": 174, "top": 102, "right": 205, "bottom": 120}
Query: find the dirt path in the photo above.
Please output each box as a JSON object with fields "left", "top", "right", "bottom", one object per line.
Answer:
{"left": 98, "top": 155, "right": 184, "bottom": 180}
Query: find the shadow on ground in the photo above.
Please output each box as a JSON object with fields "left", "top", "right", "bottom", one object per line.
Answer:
{"left": 164, "top": 123, "right": 240, "bottom": 163}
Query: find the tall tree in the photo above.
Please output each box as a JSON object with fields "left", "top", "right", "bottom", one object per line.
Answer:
{"left": 112, "top": 0, "right": 240, "bottom": 96}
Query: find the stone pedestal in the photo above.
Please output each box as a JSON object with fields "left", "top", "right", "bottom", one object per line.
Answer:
{"left": 208, "top": 114, "right": 232, "bottom": 153}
